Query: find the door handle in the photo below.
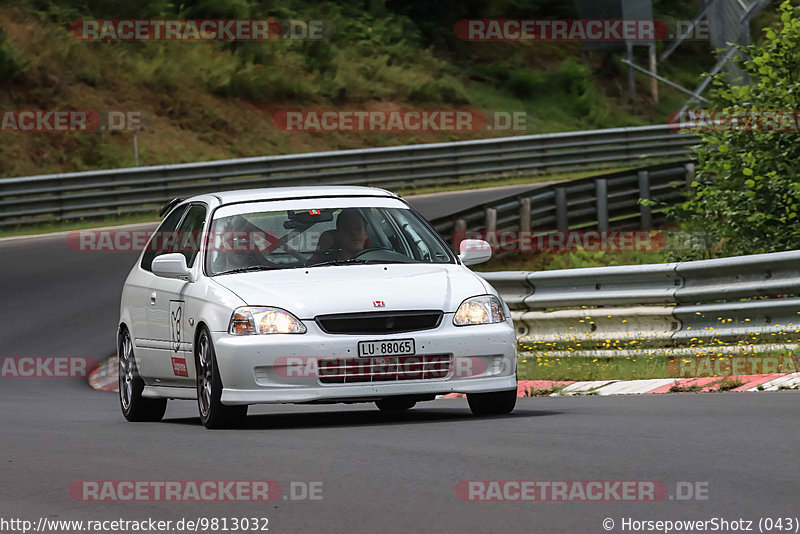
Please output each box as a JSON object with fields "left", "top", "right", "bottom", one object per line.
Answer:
{"left": 149, "top": 292, "right": 157, "bottom": 306}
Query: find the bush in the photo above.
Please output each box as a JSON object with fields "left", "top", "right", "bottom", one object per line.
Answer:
{"left": 507, "top": 68, "right": 547, "bottom": 99}
{"left": 486, "top": 61, "right": 511, "bottom": 82}
{"left": 179, "top": 0, "right": 250, "bottom": 19}
{"left": 669, "top": 0, "right": 800, "bottom": 257}
{"left": 32, "top": 0, "right": 174, "bottom": 20}
{"left": 214, "top": 60, "right": 317, "bottom": 101}
{"left": 407, "top": 75, "right": 469, "bottom": 104}
{"left": 554, "top": 59, "right": 607, "bottom": 122}
{"left": 0, "top": 29, "right": 26, "bottom": 80}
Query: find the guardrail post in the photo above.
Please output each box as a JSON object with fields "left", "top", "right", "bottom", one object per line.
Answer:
{"left": 685, "top": 162, "right": 696, "bottom": 190}
{"left": 638, "top": 170, "right": 652, "bottom": 228}
{"left": 684, "top": 162, "right": 695, "bottom": 183}
{"left": 452, "top": 218, "right": 467, "bottom": 250}
{"left": 555, "top": 188, "right": 568, "bottom": 230}
{"left": 485, "top": 208, "right": 497, "bottom": 232}
{"left": 595, "top": 179, "right": 609, "bottom": 231}
{"left": 684, "top": 162, "right": 696, "bottom": 198}
{"left": 520, "top": 198, "right": 531, "bottom": 231}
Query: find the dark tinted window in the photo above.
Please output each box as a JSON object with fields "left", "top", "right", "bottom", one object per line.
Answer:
{"left": 140, "top": 205, "right": 188, "bottom": 272}
{"left": 174, "top": 204, "right": 207, "bottom": 267}
{"left": 206, "top": 205, "right": 453, "bottom": 275}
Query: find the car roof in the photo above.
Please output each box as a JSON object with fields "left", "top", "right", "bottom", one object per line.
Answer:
{"left": 187, "top": 186, "right": 399, "bottom": 206}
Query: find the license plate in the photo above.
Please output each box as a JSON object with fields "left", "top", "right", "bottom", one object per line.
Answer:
{"left": 358, "top": 339, "right": 415, "bottom": 357}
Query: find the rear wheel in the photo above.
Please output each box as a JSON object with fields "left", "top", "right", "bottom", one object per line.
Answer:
{"left": 467, "top": 389, "right": 517, "bottom": 416}
{"left": 119, "top": 328, "right": 167, "bottom": 422}
{"left": 375, "top": 397, "right": 416, "bottom": 412}
{"left": 196, "top": 328, "right": 247, "bottom": 429}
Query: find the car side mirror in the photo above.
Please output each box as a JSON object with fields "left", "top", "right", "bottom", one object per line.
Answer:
{"left": 458, "top": 239, "right": 492, "bottom": 266}
{"left": 152, "top": 253, "right": 195, "bottom": 282}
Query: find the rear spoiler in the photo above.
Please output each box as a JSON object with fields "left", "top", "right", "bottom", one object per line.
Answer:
{"left": 158, "top": 197, "right": 184, "bottom": 218}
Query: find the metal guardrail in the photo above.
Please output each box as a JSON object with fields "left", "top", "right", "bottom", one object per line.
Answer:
{"left": 481, "top": 250, "right": 800, "bottom": 357}
{"left": 432, "top": 160, "right": 695, "bottom": 241}
{"left": 0, "top": 124, "right": 697, "bottom": 227}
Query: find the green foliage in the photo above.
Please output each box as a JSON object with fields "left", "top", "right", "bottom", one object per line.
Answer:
{"left": 179, "top": 0, "right": 251, "bottom": 19}
{"left": 32, "top": 0, "right": 174, "bottom": 20}
{"left": 0, "top": 29, "right": 26, "bottom": 80}
{"left": 553, "top": 59, "right": 609, "bottom": 123}
{"left": 500, "top": 60, "right": 611, "bottom": 125}
{"left": 507, "top": 68, "right": 547, "bottom": 98}
{"left": 671, "top": 0, "right": 800, "bottom": 256}
{"left": 516, "top": 355, "right": 669, "bottom": 381}
{"left": 476, "top": 248, "right": 668, "bottom": 272}
{"left": 0, "top": 0, "right": 709, "bottom": 179}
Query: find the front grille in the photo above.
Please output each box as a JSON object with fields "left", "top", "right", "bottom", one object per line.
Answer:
{"left": 318, "top": 355, "right": 452, "bottom": 384}
{"left": 315, "top": 310, "right": 443, "bottom": 335}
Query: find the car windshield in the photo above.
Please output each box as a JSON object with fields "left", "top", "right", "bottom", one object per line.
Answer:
{"left": 205, "top": 204, "right": 453, "bottom": 275}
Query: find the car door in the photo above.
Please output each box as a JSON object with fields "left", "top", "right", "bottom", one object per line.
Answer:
{"left": 149, "top": 203, "right": 208, "bottom": 386}
{"left": 128, "top": 204, "right": 188, "bottom": 381}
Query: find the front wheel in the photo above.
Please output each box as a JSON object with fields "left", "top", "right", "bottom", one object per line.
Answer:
{"left": 467, "top": 389, "right": 517, "bottom": 416}
{"left": 119, "top": 328, "right": 167, "bottom": 422}
{"left": 196, "top": 328, "right": 248, "bottom": 429}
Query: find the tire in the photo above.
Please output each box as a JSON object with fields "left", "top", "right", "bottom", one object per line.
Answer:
{"left": 119, "top": 327, "right": 167, "bottom": 422}
{"left": 467, "top": 388, "right": 517, "bottom": 416}
{"left": 196, "top": 328, "right": 247, "bottom": 429}
{"left": 375, "top": 397, "right": 416, "bottom": 412}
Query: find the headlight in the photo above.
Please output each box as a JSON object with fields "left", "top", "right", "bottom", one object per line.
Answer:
{"left": 228, "top": 307, "right": 307, "bottom": 335}
{"left": 453, "top": 295, "right": 506, "bottom": 326}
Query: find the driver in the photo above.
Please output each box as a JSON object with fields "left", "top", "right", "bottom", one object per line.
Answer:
{"left": 213, "top": 215, "right": 277, "bottom": 272}
{"left": 307, "top": 209, "right": 368, "bottom": 265}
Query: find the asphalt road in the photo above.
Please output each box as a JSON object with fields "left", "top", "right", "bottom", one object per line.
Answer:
{"left": 1, "top": 185, "right": 798, "bottom": 533}
{"left": 1, "top": 378, "right": 798, "bottom": 532}
{"left": 405, "top": 182, "right": 558, "bottom": 220}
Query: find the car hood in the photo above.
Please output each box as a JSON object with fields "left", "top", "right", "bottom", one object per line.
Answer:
{"left": 211, "top": 263, "right": 488, "bottom": 318}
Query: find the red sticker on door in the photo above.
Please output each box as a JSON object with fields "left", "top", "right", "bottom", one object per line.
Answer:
{"left": 171, "top": 357, "right": 188, "bottom": 377}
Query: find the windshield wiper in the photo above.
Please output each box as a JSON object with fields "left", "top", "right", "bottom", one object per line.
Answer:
{"left": 309, "top": 258, "right": 411, "bottom": 267}
{"left": 214, "top": 265, "right": 276, "bottom": 276}
{"left": 308, "top": 258, "right": 370, "bottom": 268}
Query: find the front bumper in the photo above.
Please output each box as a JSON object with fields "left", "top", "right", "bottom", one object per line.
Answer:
{"left": 211, "top": 317, "right": 517, "bottom": 405}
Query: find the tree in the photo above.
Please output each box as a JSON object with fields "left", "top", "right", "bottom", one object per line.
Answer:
{"left": 671, "top": 0, "right": 800, "bottom": 257}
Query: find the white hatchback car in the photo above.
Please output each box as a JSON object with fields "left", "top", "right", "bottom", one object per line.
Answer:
{"left": 118, "top": 187, "right": 517, "bottom": 428}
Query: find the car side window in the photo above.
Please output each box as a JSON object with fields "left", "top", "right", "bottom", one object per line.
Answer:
{"left": 173, "top": 204, "right": 207, "bottom": 267}
{"left": 140, "top": 205, "right": 188, "bottom": 272}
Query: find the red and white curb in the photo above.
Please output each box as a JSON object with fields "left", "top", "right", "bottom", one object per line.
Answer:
{"left": 88, "top": 357, "right": 118, "bottom": 392}
{"left": 442, "top": 373, "right": 800, "bottom": 398}
{"left": 89, "top": 357, "right": 800, "bottom": 396}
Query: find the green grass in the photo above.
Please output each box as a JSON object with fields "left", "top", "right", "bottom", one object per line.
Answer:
{"left": 669, "top": 384, "right": 702, "bottom": 393}
{"left": 477, "top": 247, "right": 670, "bottom": 273}
{"left": 517, "top": 354, "right": 670, "bottom": 381}
{"left": 716, "top": 377, "right": 745, "bottom": 391}
{"left": 0, "top": 0, "right": 722, "bottom": 179}
{"left": 517, "top": 350, "right": 800, "bottom": 381}
{"left": 396, "top": 166, "right": 634, "bottom": 196}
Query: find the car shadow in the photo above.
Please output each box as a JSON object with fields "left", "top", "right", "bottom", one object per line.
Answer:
{"left": 162, "top": 406, "right": 561, "bottom": 430}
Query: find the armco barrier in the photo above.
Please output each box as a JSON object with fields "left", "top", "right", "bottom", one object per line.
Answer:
{"left": 0, "top": 124, "right": 696, "bottom": 227}
{"left": 480, "top": 250, "right": 800, "bottom": 357}
{"left": 431, "top": 161, "right": 694, "bottom": 241}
